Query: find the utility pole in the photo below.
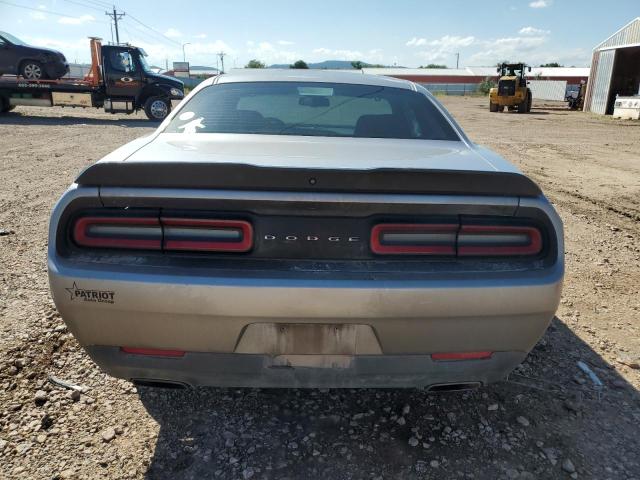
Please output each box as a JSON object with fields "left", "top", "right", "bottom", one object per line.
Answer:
{"left": 218, "top": 51, "right": 227, "bottom": 73}
{"left": 182, "top": 43, "right": 191, "bottom": 62}
{"left": 455, "top": 52, "right": 460, "bottom": 69}
{"left": 105, "top": 6, "right": 125, "bottom": 45}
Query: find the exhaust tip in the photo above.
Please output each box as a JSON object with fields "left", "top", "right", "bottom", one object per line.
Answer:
{"left": 132, "top": 379, "right": 190, "bottom": 389}
{"left": 426, "top": 382, "right": 481, "bottom": 393}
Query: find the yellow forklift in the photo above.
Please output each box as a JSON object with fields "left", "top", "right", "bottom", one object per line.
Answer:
{"left": 489, "top": 63, "right": 532, "bottom": 113}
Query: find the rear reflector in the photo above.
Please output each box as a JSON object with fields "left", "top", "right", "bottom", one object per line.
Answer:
{"left": 457, "top": 225, "right": 542, "bottom": 256}
{"left": 73, "top": 217, "right": 162, "bottom": 250}
{"left": 431, "top": 351, "right": 493, "bottom": 361}
{"left": 120, "top": 347, "right": 185, "bottom": 357}
{"left": 371, "top": 224, "right": 458, "bottom": 255}
{"left": 161, "top": 218, "right": 253, "bottom": 252}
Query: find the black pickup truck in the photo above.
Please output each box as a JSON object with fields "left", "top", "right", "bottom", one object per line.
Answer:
{"left": 0, "top": 38, "right": 184, "bottom": 121}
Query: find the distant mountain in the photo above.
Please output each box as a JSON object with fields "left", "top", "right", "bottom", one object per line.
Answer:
{"left": 268, "top": 60, "right": 397, "bottom": 69}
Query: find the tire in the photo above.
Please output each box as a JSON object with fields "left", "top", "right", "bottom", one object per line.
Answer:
{"left": 489, "top": 101, "right": 498, "bottom": 112}
{"left": 20, "top": 61, "right": 46, "bottom": 80}
{"left": 144, "top": 96, "right": 170, "bottom": 121}
{"left": 518, "top": 96, "right": 528, "bottom": 113}
{"left": 526, "top": 92, "right": 532, "bottom": 112}
{"left": 0, "top": 96, "right": 13, "bottom": 113}
{"left": 498, "top": 105, "right": 505, "bottom": 112}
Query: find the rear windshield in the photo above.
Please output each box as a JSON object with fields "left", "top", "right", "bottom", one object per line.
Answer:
{"left": 165, "top": 82, "right": 460, "bottom": 141}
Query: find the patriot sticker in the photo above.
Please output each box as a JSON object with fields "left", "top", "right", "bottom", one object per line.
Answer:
{"left": 65, "top": 282, "right": 115, "bottom": 304}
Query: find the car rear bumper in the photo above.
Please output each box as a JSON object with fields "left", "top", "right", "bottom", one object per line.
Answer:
{"left": 87, "top": 346, "right": 527, "bottom": 388}
{"left": 49, "top": 257, "right": 562, "bottom": 387}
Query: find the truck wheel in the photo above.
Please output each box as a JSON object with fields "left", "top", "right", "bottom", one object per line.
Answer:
{"left": 489, "top": 101, "right": 498, "bottom": 112}
{"left": 144, "top": 96, "right": 170, "bottom": 121}
{"left": 526, "top": 92, "right": 533, "bottom": 112}
{"left": 518, "top": 97, "right": 528, "bottom": 113}
{"left": 0, "top": 96, "right": 13, "bottom": 113}
{"left": 21, "top": 61, "right": 45, "bottom": 80}
{"left": 498, "top": 105, "right": 505, "bottom": 112}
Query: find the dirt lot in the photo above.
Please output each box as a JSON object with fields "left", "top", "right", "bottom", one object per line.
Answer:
{"left": 1, "top": 98, "right": 639, "bottom": 480}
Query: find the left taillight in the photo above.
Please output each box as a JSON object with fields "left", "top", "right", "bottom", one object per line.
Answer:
{"left": 73, "top": 216, "right": 162, "bottom": 250}
{"left": 162, "top": 218, "right": 253, "bottom": 252}
{"left": 72, "top": 216, "right": 253, "bottom": 253}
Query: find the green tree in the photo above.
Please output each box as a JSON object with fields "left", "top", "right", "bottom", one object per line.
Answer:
{"left": 245, "top": 59, "right": 266, "bottom": 68}
{"left": 351, "top": 60, "right": 366, "bottom": 69}
{"left": 290, "top": 60, "right": 309, "bottom": 69}
{"left": 479, "top": 76, "right": 496, "bottom": 95}
{"left": 539, "top": 62, "right": 563, "bottom": 67}
{"left": 420, "top": 64, "right": 447, "bottom": 69}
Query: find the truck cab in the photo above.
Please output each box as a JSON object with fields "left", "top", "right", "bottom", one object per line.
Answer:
{"left": 100, "top": 44, "right": 184, "bottom": 120}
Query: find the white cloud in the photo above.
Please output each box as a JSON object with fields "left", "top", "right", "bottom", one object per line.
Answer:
{"left": 519, "top": 26, "right": 550, "bottom": 35}
{"left": 164, "top": 28, "right": 182, "bottom": 38}
{"left": 406, "top": 37, "right": 427, "bottom": 47}
{"left": 406, "top": 35, "right": 476, "bottom": 63}
{"left": 246, "top": 41, "right": 298, "bottom": 64}
{"left": 30, "top": 5, "right": 47, "bottom": 21}
{"left": 313, "top": 47, "right": 363, "bottom": 60}
{"left": 529, "top": 0, "right": 551, "bottom": 8}
{"left": 277, "top": 40, "right": 294, "bottom": 46}
{"left": 194, "top": 33, "right": 207, "bottom": 39}
{"left": 469, "top": 35, "right": 549, "bottom": 64}
{"left": 58, "top": 14, "right": 95, "bottom": 25}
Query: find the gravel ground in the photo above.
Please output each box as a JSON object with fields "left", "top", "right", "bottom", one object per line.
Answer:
{"left": 0, "top": 98, "right": 639, "bottom": 480}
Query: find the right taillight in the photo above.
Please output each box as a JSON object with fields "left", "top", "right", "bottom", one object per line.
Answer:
{"left": 370, "top": 223, "right": 458, "bottom": 255}
{"left": 370, "top": 222, "right": 543, "bottom": 257}
{"left": 457, "top": 225, "right": 542, "bottom": 256}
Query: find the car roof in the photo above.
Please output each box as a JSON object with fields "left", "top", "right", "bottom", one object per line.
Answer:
{"left": 210, "top": 69, "right": 416, "bottom": 90}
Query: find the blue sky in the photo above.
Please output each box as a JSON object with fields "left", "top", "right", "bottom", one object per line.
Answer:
{"left": 1, "top": 0, "right": 638, "bottom": 68}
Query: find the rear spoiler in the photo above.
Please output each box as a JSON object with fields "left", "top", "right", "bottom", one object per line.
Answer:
{"left": 75, "top": 162, "right": 543, "bottom": 197}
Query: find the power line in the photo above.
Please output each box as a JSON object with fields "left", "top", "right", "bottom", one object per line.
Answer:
{"left": 0, "top": 0, "right": 95, "bottom": 19}
{"left": 0, "top": 0, "right": 109, "bottom": 25}
{"left": 126, "top": 13, "right": 181, "bottom": 46}
{"left": 61, "top": 0, "right": 105, "bottom": 13}
{"left": 82, "top": 0, "right": 113, "bottom": 8}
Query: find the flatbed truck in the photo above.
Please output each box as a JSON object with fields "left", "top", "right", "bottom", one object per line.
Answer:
{"left": 0, "top": 38, "right": 184, "bottom": 121}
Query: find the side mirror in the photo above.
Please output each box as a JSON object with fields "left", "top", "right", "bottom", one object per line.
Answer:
{"left": 496, "top": 67, "right": 501, "bottom": 73}
{"left": 528, "top": 66, "right": 532, "bottom": 72}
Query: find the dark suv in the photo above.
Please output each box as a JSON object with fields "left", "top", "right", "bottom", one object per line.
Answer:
{"left": 0, "top": 31, "right": 69, "bottom": 80}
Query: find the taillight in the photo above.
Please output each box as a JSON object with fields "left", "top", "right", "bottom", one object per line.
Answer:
{"left": 370, "top": 224, "right": 458, "bottom": 255}
{"left": 370, "top": 222, "right": 543, "bottom": 257}
{"left": 73, "top": 217, "right": 162, "bottom": 250}
{"left": 72, "top": 216, "right": 253, "bottom": 253}
{"left": 162, "top": 218, "right": 253, "bottom": 252}
{"left": 457, "top": 225, "right": 542, "bottom": 256}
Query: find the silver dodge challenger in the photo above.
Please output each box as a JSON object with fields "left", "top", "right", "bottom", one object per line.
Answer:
{"left": 48, "top": 70, "right": 564, "bottom": 390}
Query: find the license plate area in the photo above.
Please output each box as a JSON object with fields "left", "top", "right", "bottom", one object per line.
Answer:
{"left": 235, "top": 323, "right": 382, "bottom": 358}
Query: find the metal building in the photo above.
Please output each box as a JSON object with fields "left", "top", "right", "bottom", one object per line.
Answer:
{"left": 584, "top": 17, "right": 640, "bottom": 114}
